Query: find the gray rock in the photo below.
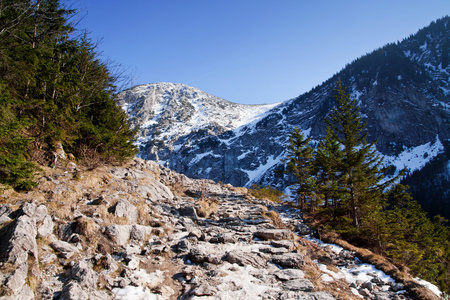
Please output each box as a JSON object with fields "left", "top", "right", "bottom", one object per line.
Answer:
{"left": 259, "top": 246, "right": 289, "bottom": 255}
{"left": 35, "top": 205, "right": 48, "bottom": 223}
{"left": 176, "top": 239, "right": 191, "bottom": 253}
{"left": 282, "top": 278, "right": 314, "bottom": 292}
{"left": 274, "top": 268, "right": 305, "bottom": 281}
{"left": 179, "top": 205, "right": 198, "bottom": 218}
{"left": 189, "top": 247, "right": 223, "bottom": 265}
{"left": 105, "top": 253, "right": 119, "bottom": 272}
{"left": 16, "top": 284, "right": 34, "bottom": 300}
{"left": 40, "top": 253, "right": 58, "bottom": 264}
{"left": 60, "top": 281, "right": 89, "bottom": 300}
{"left": 253, "top": 229, "right": 292, "bottom": 241}
{"left": 0, "top": 204, "right": 12, "bottom": 218}
{"left": 272, "top": 253, "right": 305, "bottom": 268}
{"left": 127, "top": 256, "right": 140, "bottom": 270}
{"left": 37, "top": 215, "right": 54, "bottom": 238}
{"left": 209, "top": 233, "right": 237, "bottom": 244}
{"left": 124, "top": 244, "right": 141, "bottom": 257}
{"left": 21, "top": 202, "right": 37, "bottom": 217}
{"left": 2, "top": 215, "right": 38, "bottom": 265}
{"left": 309, "top": 292, "right": 337, "bottom": 300}
{"left": 374, "top": 292, "right": 391, "bottom": 300}
{"left": 114, "top": 199, "right": 138, "bottom": 223}
{"left": 391, "top": 282, "right": 405, "bottom": 292}
{"left": 224, "top": 251, "right": 268, "bottom": 268}
{"left": 359, "top": 288, "right": 371, "bottom": 297}
{"left": 68, "top": 260, "right": 98, "bottom": 288}
{"left": 50, "top": 240, "right": 79, "bottom": 259}
{"left": 6, "top": 262, "right": 28, "bottom": 294}
{"left": 135, "top": 179, "right": 174, "bottom": 200}
{"left": 130, "top": 224, "right": 150, "bottom": 242}
{"left": 0, "top": 214, "right": 11, "bottom": 223}
{"left": 363, "top": 281, "right": 375, "bottom": 291}
{"left": 193, "top": 282, "right": 217, "bottom": 296}
{"left": 270, "top": 240, "right": 296, "bottom": 250}
{"left": 104, "top": 224, "right": 131, "bottom": 246}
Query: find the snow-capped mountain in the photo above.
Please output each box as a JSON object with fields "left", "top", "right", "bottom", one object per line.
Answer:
{"left": 116, "top": 82, "right": 279, "bottom": 155}
{"left": 117, "top": 16, "right": 450, "bottom": 218}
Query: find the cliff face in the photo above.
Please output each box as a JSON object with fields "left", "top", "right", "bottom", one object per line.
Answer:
{"left": 0, "top": 159, "right": 440, "bottom": 299}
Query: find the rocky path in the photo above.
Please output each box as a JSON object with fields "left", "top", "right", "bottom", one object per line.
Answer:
{"left": 0, "top": 158, "right": 439, "bottom": 299}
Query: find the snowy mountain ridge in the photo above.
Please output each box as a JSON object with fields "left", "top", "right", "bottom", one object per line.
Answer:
{"left": 117, "top": 82, "right": 280, "bottom": 149}
{"left": 117, "top": 16, "right": 450, "bottom": 219}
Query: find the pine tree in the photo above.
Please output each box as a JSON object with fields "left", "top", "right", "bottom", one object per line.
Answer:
{"left": 312, "top": 127, "right": 344, "bottom": 208}
{"left": 284, "top": 127, "right": 315, "bottom": 210}
{"left": 325, "top": 81, "right": 387, "bottom": 227}
{"left": 0, "top": 0, "right": 137, "bottom": 188}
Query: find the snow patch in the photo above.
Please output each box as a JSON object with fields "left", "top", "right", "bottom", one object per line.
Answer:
{"left": 384, "top": 136, "right": 444, "bottom": 174}
{"left": 414, "top": 277, "right": 444, "bottom": 298}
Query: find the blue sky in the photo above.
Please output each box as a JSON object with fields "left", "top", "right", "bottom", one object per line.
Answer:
{"left": 66, "top": 0, "right": 449, "bottom": 104}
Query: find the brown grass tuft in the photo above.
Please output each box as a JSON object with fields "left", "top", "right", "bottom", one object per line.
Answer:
{"left": 196, "top": 198, "right": 219, "bottom": 218}
{"left": 262, "top": 210, "right": 285, "bottom": 228}
{"left": 73, "top": 217, "right": 99, "bottom": 241}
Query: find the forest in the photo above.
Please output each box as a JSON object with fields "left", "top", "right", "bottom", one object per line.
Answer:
{"left": 284, "top": 82, "right": 450, "bottom": 294}
{"left": 0, "top": 0, "right": 137, "bottom": 190}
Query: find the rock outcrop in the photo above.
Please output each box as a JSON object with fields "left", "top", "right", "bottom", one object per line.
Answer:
{"left": 0, "top": 158, "right": 441, "bottom": 299}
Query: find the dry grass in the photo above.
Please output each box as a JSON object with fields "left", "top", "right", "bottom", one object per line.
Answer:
{"left": 261, "top": 210, "right": 285, "bottom": 228}
{"left": 27, "top": 262, "right": 41, "bottom": 293}
{"left": 73, "top": 217, "right": 99, "bottom": 240}
{"left": 196, "top": 198, "right": 219, "bottom": 218}
{"left": 136, "top": 203, "right": 152, "bottom": 226}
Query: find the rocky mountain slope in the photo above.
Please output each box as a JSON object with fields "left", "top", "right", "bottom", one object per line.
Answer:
{"left": 0, "top": 159, "right": 441, "bottom": 299}
{"left": 117, "top": 16, "right": 450, "bottom": 218}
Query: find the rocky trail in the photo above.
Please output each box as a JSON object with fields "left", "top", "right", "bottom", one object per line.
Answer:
{"left": 0, "top": 158, "right": 440, "bottom": 299}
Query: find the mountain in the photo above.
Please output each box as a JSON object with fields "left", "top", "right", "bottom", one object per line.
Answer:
{"left": 117, "top": 16, "right": 450, "bottom": 218}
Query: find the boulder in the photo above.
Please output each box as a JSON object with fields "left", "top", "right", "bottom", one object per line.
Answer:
{"left": 6, "top": 262, "right": 28, "bottom": 295}
{"left": 282, "top": 278, "right": 314, "bottom": 292}
{"left": 179, "top": 205, "right": 198, "bottom": 219}
{"left": 253, "top": 229, "right": 292, "bottom": 241}
{"left": 193, "top": 282, "right": 217, "bottom": 296}
{"left": 37, "top": 215, "right": 54, "bottom": 238}
{"left": 68, "top": 260, "right": 98, "bottom": 288}
{"left": 130, "top": 224, "right": 151, "bottom": 242}
{"left": 60, "top": 281, "right": 89, "bottom": 300}
{"left": 274, "top": 268, "right": 305, "bottom": 281}
{"left": 270, "top": 240, "right": 297, "bottom": 250}
{"left": 34, "top": 205, "right": 48, "bottom": 223}
{"left": 189, "top": 246, "right": 223, "bottom": 265}
{"left": 114, "top": 199, "right": 138, "bottom": 223}
{"left": 272, "top": 253, "right": 305, "bottom": 268}
{"left": 104, "top": 224, "right": 131, "bottom": 246}
{"left": 2, "top": 215, "right": 38, "bottom": 265}
{"left": 50, "top": 240, "right": 79, "bottom": 259}
{"left": 224, "top": 251, "right": 268, "bottom": 268}
{"left": 21, "top": 202, "right": 37, "bottom": 218}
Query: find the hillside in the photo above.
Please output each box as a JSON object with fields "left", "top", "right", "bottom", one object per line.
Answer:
{"left": 117, "top": 16, "right": 450, "bottom": 218}
{"left": 0, "top": 159, "right": 441, "bottom": 299}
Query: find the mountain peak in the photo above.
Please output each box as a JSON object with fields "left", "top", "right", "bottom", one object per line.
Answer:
{"left": 117, "top": 82, "right": 280, "bottom": 148}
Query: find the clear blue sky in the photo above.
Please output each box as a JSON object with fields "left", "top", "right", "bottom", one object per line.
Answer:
{"left": 65, "top": 0, "right": 449, "bottom": 104}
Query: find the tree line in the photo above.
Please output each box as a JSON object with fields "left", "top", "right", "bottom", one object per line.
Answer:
{"left": 285, "top": 81, "right": 450, "bottom": 294}
{"left": 0, "top": 0, "right": 137, "bottom": 190}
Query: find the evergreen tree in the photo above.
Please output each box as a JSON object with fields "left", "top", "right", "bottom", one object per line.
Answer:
{"left": 284, "top": 127, "right": 315, "bottom": 210}
{"left": 0, "top": 0, "right": 137, "bottom": 189}
{"left": 325, "top": 81, "right": 387, "bottom": 227}
{"left": 312, "top": 127, "right": 344, "bottom": 208}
